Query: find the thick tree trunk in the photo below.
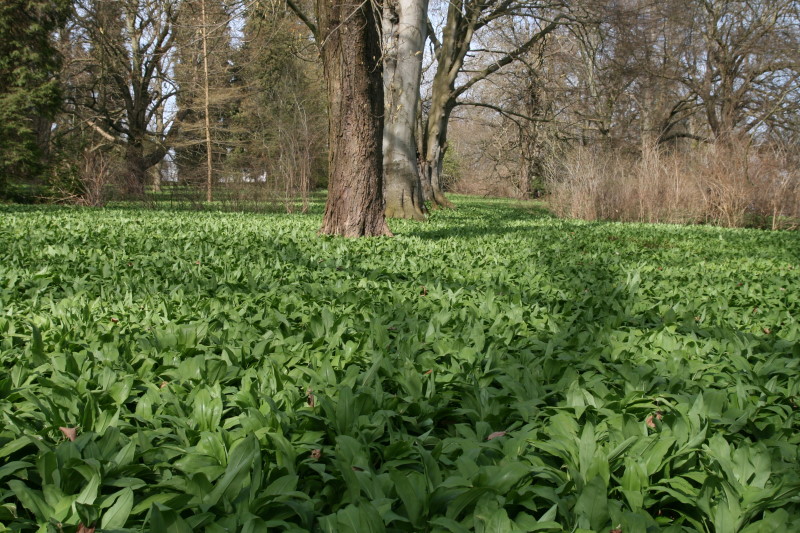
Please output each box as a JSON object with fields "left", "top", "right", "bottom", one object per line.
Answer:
{"left": 153, "top": 91, "right": 165, "bottom": 192}
{"left": 124, "top": 141, "right": 149, "bottom": 197}
{"left": 123, "top": 131, "right": 170, "bottom": 198}
{"left": 316, "top": 0, "right": 391, "bottom": 237}
{"left": 382, "top": 0, "right": 428, "bottom": 220}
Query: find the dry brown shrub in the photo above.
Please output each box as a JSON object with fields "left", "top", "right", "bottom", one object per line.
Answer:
{"left": 746, "top": 144, "right": 800, "bottom": 230}
{"left": 547, "top": 139, "right": 799, "bottom": 229}
{"left": 52, "top": 149, "right": 117, "bottom": 207}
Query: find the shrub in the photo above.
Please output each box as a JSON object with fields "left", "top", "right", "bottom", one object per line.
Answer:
{"left": 547, "top": 139, "right": 800, "bottom": 229}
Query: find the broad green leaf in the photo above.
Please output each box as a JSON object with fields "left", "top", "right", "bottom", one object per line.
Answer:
{"left": 101, "top": 488, "right": 134, "bottom": 529}
{"left": 192, "top": 386, "right": 223, "bottom": 432}
{"left": 203, "top": 434, "right": 258, "bottom": 507}
{"left": 390, "top": 470, "right": 426, "bottom": 526}
{"left": 30, "top": 324, "right": 46, "bottom": 366}
{"left": 76, "top": 473, "right": 101, "bottom": 505}
{"left": 8, "top": 481, "right": 53, "bottom": 520}
{"left": 149, "top": 503, "right": 193, "bottom": 533}
{"left": 574, "top": 476, "right": 608, "bottom": 531}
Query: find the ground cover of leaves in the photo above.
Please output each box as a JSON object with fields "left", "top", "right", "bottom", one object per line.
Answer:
{"left": 1, "top": 198, "right": 799, "bottom": 532}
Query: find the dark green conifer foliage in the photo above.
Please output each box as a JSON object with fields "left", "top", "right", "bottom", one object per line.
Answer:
{"left": 0, "top": 0, "right": 70, "bottom": 195}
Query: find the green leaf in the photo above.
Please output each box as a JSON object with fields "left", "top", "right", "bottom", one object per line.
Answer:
{"left": 263, "top": 474, "right": 299, "bottom": 496}
{"left": 484, "top": 462, "right": 527, "bottom": 494}
{"left": 267, "top": 432, "right": 298, "bottom": 475}
{"left": 538, "top": 504, "right": 557, "bottom": 523}
{"left": 0, "top": 461, "right": 33, "bottom": 480}
{"left": 429, "top": 516, "right": 471, "bottom": 533}
{"left": 101, "top": 488, "right": 134, "bottom": 529}
{"left": 391, "top": 470, "right": 426, "bottom": 526}
{"left": 0, "top": 437, "right": 41, "bottom": 459}
{"left": 149, "top": 503, "right": 194, "bottom": 533}
{"left": 76, "top": 502, "right": 99, "bottom": 527}
{"left": 644, "top": 436, "right": 675, "bottom": 476}
{"left": 322, "top": 503, "right": 385, "bottom": 533}
{"left": 203, "top": 434, "right": 258, "bottom": 507}
{"left": 446, "top": 487, "right": 490, "bottom": 520}
{"left": 111, "top": 440, "right": 137, "bottom": 469}
{"left": 578, "top": 422, "right": 596, "bottom": 479}
{"left": 740, "top": 509, "right": 789, "bottom": 533}
{"left": 76, "top": 472, "right": 101, "bottom": 504}
{"left": 30, "top": 323, "right": 46, "bottom": 366}
{"left": 8, "top": 480, "right": 53, "bottom": 520}
{"left": 574, "top": 476, "right": 608, "bottom": 531}
{"left": 192, "top": 386, "right": 223, "bottom": 432}
{"left": 477, "top": 507, "right": 514, "bottom": 533}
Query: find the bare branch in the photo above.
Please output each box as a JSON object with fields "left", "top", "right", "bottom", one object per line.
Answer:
{"left": 426, "top": 17, "right": 441, "bottom": 53}
{"left": 457, "top": 101, "right": 549, "bottom": 123}
{"left": 87, "top": 121, "right": 120, "bottom": 143}
{"left": 286, "top": 0, "right": 318, "bottom": 38}
{"left": 454, "top": 15, "right": 564, "bottom": 99}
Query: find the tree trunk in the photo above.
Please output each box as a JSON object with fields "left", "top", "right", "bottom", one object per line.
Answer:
{"left": 153, "top": 90, "right": 165, "bottom": 192}
{"left": 124, "top": 140, "right": 148, "bottom": 197}
{"left": 200, "top": 0, "right": 213, "bottom": 203}
{"left": 316, "top": 0, "right": 391, "bottom": 236}
{"left": 420, "top": 92, "right": 455, "bottom": 208}
{"left": 123, "top": 130, "right": 171, "bottom": 198}
{"left": 417, "top": 0, "right": 476, "bottom": 209}
{"left": 382, "top": 0, "right": 428, "bottom": 220}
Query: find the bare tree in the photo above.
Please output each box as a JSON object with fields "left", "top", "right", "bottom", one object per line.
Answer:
{"left": 558, "top": 0, "right": 698, "bottom": 146}
{"left": 674, "top": 0, "right": 800, "bottom": 141}
{"left": 200, "top": 0, "right": 214, "bottom": 202}
{"left": 69, "top": 0, "right": 182, "bottom": 196}
{"left": 419, "top": 0, "right": 566, "bottom": 207}
{"left": 171, "top": 0, "right": 239, "bottom": 201}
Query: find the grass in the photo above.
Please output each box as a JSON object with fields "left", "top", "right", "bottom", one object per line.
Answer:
{"left": 1, "top": 196, "right": 799, "bottom": 532}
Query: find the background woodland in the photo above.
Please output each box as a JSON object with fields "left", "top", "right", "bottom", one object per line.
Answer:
{"left": 2, "top": 0, "right": 799, "bottom": 228}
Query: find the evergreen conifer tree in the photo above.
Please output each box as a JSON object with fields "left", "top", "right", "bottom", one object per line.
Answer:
{"left": 0, "top": 0, "right": 70, "bottom": 195}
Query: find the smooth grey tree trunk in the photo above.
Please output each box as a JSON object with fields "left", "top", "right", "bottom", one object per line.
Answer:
{"left": 382, "top": 0, "right": 429, "bottom": 220}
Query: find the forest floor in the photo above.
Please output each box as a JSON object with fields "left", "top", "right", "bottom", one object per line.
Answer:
{"left": 1, "top": 197, "right": 799, "bottom": 531}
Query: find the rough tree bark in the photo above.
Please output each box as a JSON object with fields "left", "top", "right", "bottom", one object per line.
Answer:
{"left": 382, "top": 0, "right": 429, "bottom": 220}
{"left": 123, "top": 133, "right": 168, "bottom": 197}
{"left": 315, "top": 0, "right": 391, "bottom": 236}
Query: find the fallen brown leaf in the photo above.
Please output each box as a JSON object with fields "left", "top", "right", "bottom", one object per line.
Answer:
{"left": 59, "top": 427, "right": 77, "bottom": 441}
{"left": 307, "top": 387, "right": 315, "bottom": 408}
{"left": 645, "top": 411, "right": 663, "bottom": 428}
